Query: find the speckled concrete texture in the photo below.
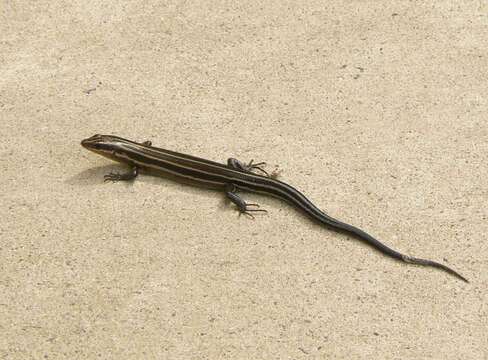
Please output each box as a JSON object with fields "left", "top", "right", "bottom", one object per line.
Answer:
{"left": 1, "top": 1, "right": 487, "bottom": 359}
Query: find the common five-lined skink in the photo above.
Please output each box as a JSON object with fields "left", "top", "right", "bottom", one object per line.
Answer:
{"left": 81, "top": 134, "right": 468, "bottom": 282}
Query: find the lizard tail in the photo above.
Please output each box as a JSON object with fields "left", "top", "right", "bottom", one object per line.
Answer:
{"left": 402, "top": 255, "right": 468, "bottom": 283}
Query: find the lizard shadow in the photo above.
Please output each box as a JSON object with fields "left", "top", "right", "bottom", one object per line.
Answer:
{"left": 67, "top": 164, "right": 234, "bottom": 212}
{"left": 66, "top": 164, "right": 127, "bottom": 186}
{"left": 69, "top": 164, "right": 349, "bottom": 227}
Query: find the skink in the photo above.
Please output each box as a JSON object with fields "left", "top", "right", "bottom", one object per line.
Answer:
{"left": 81, "top": 134, "right": 468, "bottom": 282}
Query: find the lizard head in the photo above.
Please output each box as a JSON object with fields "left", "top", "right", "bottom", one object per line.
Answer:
{"left": 81, "top": 134, "right": 137, "bottom": 163}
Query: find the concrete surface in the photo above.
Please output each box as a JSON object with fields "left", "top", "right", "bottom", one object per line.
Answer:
{"left": 1, "top": 1, "right": 487, "bottom": 359}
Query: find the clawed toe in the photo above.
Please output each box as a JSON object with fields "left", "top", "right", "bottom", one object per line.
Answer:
{"left": 104, "top": 172, "right": 121, "bottom": 182}
{"left": 246, "top": 203, "right": 260, "bottom": 208}
{"left": 238, "top": 204, "right": 268, "bottom": 219}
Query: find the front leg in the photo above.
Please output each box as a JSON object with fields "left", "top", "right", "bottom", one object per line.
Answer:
{"left": 104, "top": 166, "right": 139, "bottom": 182}
{"left": 225, "top": 184, "right": 267, "bottom": 219}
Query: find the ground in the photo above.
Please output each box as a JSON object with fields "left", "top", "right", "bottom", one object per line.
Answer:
{"left": 1, "top": 1, "right": 487, "bottom": 359}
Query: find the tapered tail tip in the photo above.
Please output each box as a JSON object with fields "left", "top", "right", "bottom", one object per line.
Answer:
{"left": 403, "top": 255, "right": 468, "bottom": 283}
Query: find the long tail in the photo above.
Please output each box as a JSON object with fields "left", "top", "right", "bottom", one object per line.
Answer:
{"left": 296, "top": 197, "right": 469, "bottom": 282}
{"left": 325, "top": 217, "right": 468, "bottom": 282}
